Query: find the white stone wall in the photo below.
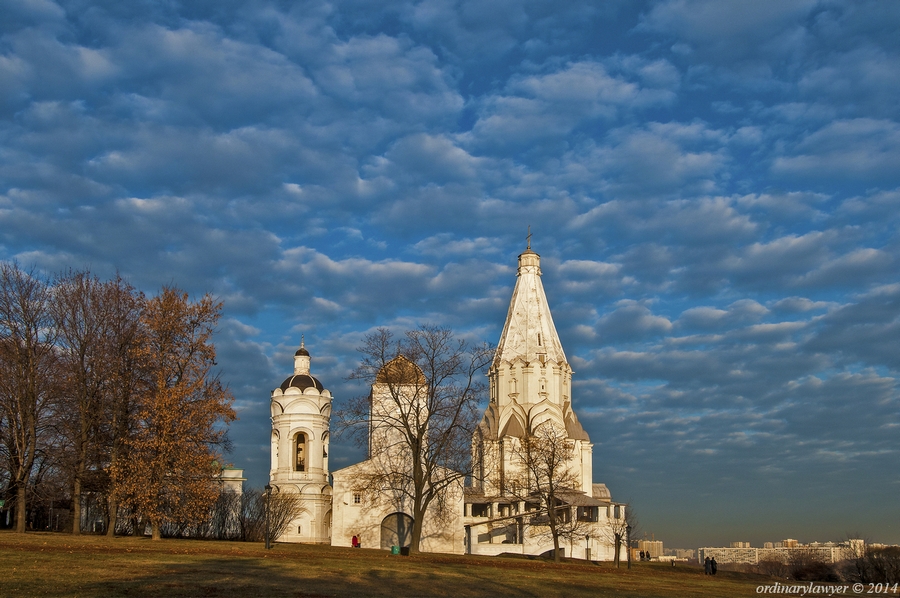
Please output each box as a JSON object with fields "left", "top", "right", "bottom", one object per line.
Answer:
{"left": 332, "top": 461, "right": 465, "bottom": 554}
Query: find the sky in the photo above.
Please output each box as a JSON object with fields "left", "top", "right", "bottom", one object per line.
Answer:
{"left": 2, "top": 0, "right": 899, "bottom": 549}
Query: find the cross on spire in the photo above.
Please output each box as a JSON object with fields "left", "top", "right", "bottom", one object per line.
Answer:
{"left": 526, "top": 225, "right": 532, "bottom": 251}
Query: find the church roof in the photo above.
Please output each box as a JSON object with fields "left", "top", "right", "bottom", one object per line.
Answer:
{"left": 376, "top": 355, "right": 426, "bottom": 385}
{"left": 554, "top": 490, "right": 608, "bottom": 507}
{"left": 493, "top": 246, "right": 567, "bottom": 367}
{"left": 280, "top": 374, "right": 324, "bottom": 392}
{"left": 565, "top": 411, "right": 590, "bottom": 441}
{"left": 592, "top": 483, "right": 612, "bottom": 501}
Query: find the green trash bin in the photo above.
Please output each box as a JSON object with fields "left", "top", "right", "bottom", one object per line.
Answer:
{"left": 391, "top": 545, "right": 399, "bottom": 555}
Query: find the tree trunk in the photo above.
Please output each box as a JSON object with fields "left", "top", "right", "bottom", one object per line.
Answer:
{"left": 547, "top": 497, "right": 561, "bottom": 562}
{"left": 106, "top": 495, "right": 118, "bottom": 537}
{"left": 409, "top": 498, "right": 425, "bottom": 554}
{"left": 107, "top": 400, "right": 127, "bottom": 538}
{"left": 16, "top": 484, "right": 27, "bottom": 533}
{"left": 72, "top": 476, "right": 82, "bottom": 534}
{"left": 151, "top": 520, "right": 161, "bottom": 540}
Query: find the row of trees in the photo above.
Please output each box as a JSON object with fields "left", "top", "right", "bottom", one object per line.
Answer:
{"left": 0, "top": 262, "right": 236, "bottom": 538}
{"left": 754, "top": 546, "right": 900, "bottom": 584}
{"left": 166, "top": 487, "right": 304, "bottom": 542}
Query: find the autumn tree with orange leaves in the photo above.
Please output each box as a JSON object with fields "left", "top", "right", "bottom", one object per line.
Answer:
{"left": 116, "top": 287, "right": 235, "bottom": 540}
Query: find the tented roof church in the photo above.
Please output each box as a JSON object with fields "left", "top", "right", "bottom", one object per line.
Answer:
{"left": 268, "top": 244, "right": 627, "bottom": 559}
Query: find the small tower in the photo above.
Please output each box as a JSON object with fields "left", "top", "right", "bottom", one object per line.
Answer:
{"left": 269, "top": 339, "right": 333, "bottom": 543}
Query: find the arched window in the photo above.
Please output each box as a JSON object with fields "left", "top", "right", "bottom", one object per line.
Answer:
{"left": 295, "top": 432, "right": 307, "bottom": 472}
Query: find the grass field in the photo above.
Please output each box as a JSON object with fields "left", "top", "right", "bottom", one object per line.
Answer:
{"left": 0, "top": 531, "right": 774, "bottom": 597}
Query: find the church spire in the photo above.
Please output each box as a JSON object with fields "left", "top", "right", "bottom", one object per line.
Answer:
{"left": 494, "top": 238, "right": 567, "bottom": 367}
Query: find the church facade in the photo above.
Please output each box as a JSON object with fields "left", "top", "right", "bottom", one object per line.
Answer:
{"left": 269, "top": 245, "right": 627, "bottom": 560}
{"left": 330, "top": 354, "right": 467, "bottom": 552}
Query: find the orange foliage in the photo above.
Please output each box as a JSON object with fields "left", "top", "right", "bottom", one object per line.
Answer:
{"left": 114, "top": 287, "right": 236, "bottom": 539}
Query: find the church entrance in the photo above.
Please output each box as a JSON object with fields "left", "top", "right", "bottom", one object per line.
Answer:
{"left": 380, "top": 512, "right": 413, "bottom": 549}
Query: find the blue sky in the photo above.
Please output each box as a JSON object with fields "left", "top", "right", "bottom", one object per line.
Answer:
{"left": 2, "top": 0, "right": 898, "bottom": 549}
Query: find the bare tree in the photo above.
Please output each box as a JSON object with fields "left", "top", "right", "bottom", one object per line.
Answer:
{"left": 203, "top": 487, "right": 307, "bottom": 542}
{"left": 506, "top": 420, "right": 594, "bottom": 563}
{"left": 53, "top": 271, "right": 113, "bottom": 534}
{"left": 53, "top": 271, "right": 149, "bottom": 535}
{"left": 202, "top": 489, "right": 242, "bottom": 540}
{"left": 757, "top": 557, "right": 790, "bottom": 578}
{"left": 603, "top": 502, "right": 635, "bottom": 568}
{"left": 337, "top": 326, "right": 493, "bottom": 554}
{"left": 265, "top": 488, "right": 308, "bottom": 543}
{"left": 101, "top": 276, "right": 146, "bottom": 536}
{"left": 0, "top": 263, "right": 59, "bottom": 533}
{"left": 841, "top": 544, "right": 900, "bottom": 585}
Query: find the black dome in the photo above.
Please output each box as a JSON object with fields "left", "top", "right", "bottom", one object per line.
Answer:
{"left": 280, "top": 374, "right": 323, "bottom": 392}
{"left": 295, "top": 346, "right": 310, "bottom": 356}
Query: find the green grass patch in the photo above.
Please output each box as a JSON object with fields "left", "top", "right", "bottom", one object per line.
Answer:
{"left": 0, "top": 531, "right": 769, "bottom": 597}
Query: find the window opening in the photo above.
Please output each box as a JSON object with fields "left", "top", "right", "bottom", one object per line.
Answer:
{"left": 295, "top": 432, "right": 307, "bottom": 471}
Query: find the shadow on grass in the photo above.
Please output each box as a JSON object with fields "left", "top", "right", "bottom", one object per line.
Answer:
{"left": 78, "top": 553, "right": 549, "bottom": 598}
{"left": 1, "top": 534, "right": 766, "bottom": 598}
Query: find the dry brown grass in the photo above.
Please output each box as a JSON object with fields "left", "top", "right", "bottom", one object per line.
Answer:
{"left": 0, "top": 531, "right": 767, "bottom": 597}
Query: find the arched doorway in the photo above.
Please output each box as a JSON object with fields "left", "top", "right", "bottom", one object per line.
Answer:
{"left": 380, "top": 512, "right": 414, "bottom": 549}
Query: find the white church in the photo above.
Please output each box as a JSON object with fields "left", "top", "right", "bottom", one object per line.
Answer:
{"left": 268, "top": 244, "right": 628, "bottom": 560}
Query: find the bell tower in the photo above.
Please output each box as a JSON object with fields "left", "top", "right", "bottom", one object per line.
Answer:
{"left": 269, "top": 339, "right": 333, "bottom": 543}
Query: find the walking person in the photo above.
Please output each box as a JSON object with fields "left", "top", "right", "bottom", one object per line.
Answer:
{"left": 704, "top": 556, "right": 711, "bottom": 575}
{"left": 710, "top": 557, "right": 718, "bottom": 575}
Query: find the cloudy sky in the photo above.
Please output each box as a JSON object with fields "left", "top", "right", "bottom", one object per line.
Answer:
{"left": 2, "top": 0, "right": 899, "bottom": 548}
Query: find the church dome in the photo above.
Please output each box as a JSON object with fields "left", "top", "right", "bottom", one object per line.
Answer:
{"left": 295, "top": 346, "right": 310, "bottom": 357}
{"left": 376, "top": 355, "right": 426, "bottom": 385}
{"left": 280, "top": 374, "right": 324, "bottom": 392}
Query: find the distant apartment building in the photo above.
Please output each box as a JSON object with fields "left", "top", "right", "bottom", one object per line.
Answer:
{"left": 639, "top": 540, "right": 664, "bottom": 558}
{"left": 699, "top": 539, "right": 864, "bottom": 565}
{"left": 664, "top": 548, "right": 696, "bottom": 560}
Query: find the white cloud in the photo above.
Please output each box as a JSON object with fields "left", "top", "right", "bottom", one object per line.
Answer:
{"left": 640, "top": 0, "right": 819, "bottom": 64}
{"left": 772, "top": 119, "right": 900, "bottom": 182}
{"left": 597, "top": 300, "right": 673, "bottom": 342}
{"left": 464, "top": 60, "right": 675, "bottom": 151}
